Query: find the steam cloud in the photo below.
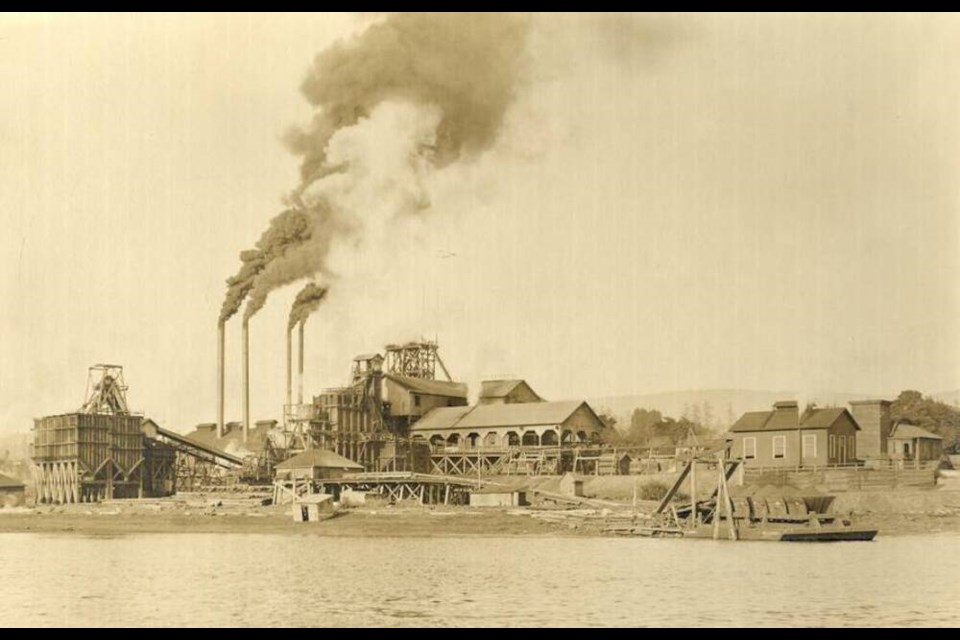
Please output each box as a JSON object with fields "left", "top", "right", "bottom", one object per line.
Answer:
{"left": 222, "top": 12, "right": 532, "bottom": 325}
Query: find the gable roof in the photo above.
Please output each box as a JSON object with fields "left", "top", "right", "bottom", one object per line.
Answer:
{"left": 478, "top": 380, "right": 543, "bottom": 401}
{"left": 385, "top": 374, "right": 468, "bottom": 399}
{"left": 457, "top": 400, "right": 588, "bottom": 429}
{"left": 412, "top": 401, "right": 601, "bottom": 432}
{"left": 275, "top": 449, "right": 364, "bottom": 471}
{"left": 889, "top": 422, "right": 943, "bottom": 440}
{"left": 410, "top": 406, "right": 473, "bottom": 432}
{"left": 731, "top": 411, "right": 776, "bottom": 432}
{"left": 479, "top": 380, "right": 522, "bottom": 397}
{"left": 801, "top": 407, "right": 848, "bottom": 429}
{"left": 0, "top": 473, "right": 25, "bottom": 489}
{"left": 730, "top": 407, "right": 858, "bottom": 432}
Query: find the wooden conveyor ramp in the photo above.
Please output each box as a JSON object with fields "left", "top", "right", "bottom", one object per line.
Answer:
{"left": 146, "top": 424, "right": 244, "bottom": 469}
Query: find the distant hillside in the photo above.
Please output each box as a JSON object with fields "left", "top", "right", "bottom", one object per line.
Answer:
{"left": 588, "top": 389, "right": 886, "bottom": 430}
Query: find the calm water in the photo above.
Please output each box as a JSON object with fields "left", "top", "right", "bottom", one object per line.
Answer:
{"left": 0, "top": 532, "right": 957, "bottom": 627}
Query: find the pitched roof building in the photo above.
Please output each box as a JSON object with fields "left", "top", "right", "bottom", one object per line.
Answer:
{"left": 274, "top": 448, "right": 364, "bottom": 480}
{"left": 887, "top": 421, "right": 943, "bottom": 463}
{"left": 411, "top": 398, "right": 606, "bottom": 449}
{"left": 729, "top": 401, "right": 860, "bottom": 467}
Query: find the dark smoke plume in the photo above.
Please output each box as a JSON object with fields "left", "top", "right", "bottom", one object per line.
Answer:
{"left": 238, "top": 208, "right": 312, "bottom": 321}
{"left": 225, "top": 12, "right": 531, "bottom": 322}
{"left": 288, "top": 283, "right": 328, "bottom": 330}
{"left": 288, "top": 12, "right": 531, "bottom": 182}
{"left": 219, "top": 249, "right": 265, "bottom": 324}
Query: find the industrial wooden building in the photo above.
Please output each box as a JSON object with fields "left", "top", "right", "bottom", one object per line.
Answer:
{"left": 411, "top": 380, "right": 609, "bottom": 475}
{"left": 280, "top": 342, "right": 466, "bottom": 473}
{"left": 274, "top": 449, "right": 364, "bottom": 481}
{"left": 412, "top": 400, "right": 607, "bottom": 450}
{"left": 31, "top": 365, "right": 178, "bottom": 503}
{"left": 729, "top": 401, "right": 860, "bottom": 468}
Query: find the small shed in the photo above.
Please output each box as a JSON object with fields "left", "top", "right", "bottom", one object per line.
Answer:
{"left": 274, "top": 449, "right": 364, "bottom": 482}
{"left": 469, "top": 488, "right": 527, "bottom": 507}
{"left": 0, "top": 474, "right": 26, "bottom": 508}
{"left": 888, "top": 422, "right": 943, "bottom": 463}
{"left": 559, "top": 472, "right": 584, "bottom": 497}
{"left": 292, "top": 493, "right": 336, "bottom": 522}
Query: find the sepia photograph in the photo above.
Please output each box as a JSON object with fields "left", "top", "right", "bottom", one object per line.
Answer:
{"left": 1, "top": 11, "right": 959, "bottom": 628}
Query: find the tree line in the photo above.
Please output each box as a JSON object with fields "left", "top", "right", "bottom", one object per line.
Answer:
{"left": 597, "top": 401, "right": 733, "bottom": 447}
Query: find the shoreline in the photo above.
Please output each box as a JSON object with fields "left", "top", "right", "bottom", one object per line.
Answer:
{"left": 3, "top": 494, "right": 960, "bottom": 538}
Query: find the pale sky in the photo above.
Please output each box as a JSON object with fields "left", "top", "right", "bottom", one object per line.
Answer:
{"left": 1, "top": 12, "right": 958, "bottom": 434}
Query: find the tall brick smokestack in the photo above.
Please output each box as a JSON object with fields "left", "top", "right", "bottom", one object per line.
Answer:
{"left": 242, "top": 318, "right": 250, "bottom": 444}
{"left": 218, "top": 13, "right": 532, "bottom": 434}
{"left": 217, "top": 321, "right": 225, "bottom": 438}
{"left": 286, "top": 326, "right": 293, "bottom": 412}
{"left": 287, "top": 283, "right": 326, "bottom": 408}
{"left": 298, "top": 320, "right": 305, "bottom": 405}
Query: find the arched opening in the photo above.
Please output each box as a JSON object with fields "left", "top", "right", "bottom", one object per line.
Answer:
{"left": 466, "top": 433, "right": 481, "bottom": 449}
{"left": 504, "top": 431, "right": 520, "bottom": 447}
{"left": 446, "top": 433, "right": 461, "bottom": 449}
{"left": 561, "top": 430, "right": 575, "bottom": 445}
{"left": 484, "top": 432, "right": 499, "bottom": 447}
{"left": 429, "top": 435, "right": 444, "bottom": 449}
{"left": 540, "top": 430, "right": 559, "bottom": 446}
{"left": 521, "top": 431, "right": 540, "bottom": 447}
{"left": 577, "top": 431, "right": 588, "bottom": 443}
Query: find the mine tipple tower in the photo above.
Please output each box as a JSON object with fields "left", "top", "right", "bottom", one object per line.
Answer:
{"left": 286, "top": 341, "right": 467, "bottom": 473}
{"left": 32, "top": 365, "right": 175, "bottom": 503}
{"left": 384, "top": 341, "right": 453, "bottom": 381}
{"left": 80, "top": 364, "right": 130, "bottom": 415}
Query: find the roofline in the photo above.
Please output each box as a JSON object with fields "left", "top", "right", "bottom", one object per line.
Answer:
{"left": 383, "top": 373, "right": 468, "bottom": 398}
{"left": 414, "top": 422, "right": 567, "bottom": 432}
{"left": 731, "top": 407, "right": 859, "bottom": 432}
{"left": 411, "top": 400, "right": 600, "bottom": 432}
{"left": 730, "top": 425, "right": 834, "bottom": 433}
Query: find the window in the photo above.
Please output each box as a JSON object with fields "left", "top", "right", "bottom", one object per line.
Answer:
{"left": 743, "top": 437, "right": 757, "bottom": 460}
{"left": 413, "top": 394, "right": 421, "bottom": 407}
{"left": 829, "top": 435, "right": 836, "bottom": 459}
{"left": 772, "top": 436, "right": 786, "bottom": 459}
{"left": 802, "top": 434, "right": 817, "bottom": 459}
{"left": 849, "top": 435, "right": 856, "bottom": 459}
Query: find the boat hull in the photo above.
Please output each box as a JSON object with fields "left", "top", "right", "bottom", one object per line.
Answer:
{"left": 682, "top": 523, "right": 878, "bottom": 542}
{"left": 778, "top": 529, "right": 878, "bottom": 542}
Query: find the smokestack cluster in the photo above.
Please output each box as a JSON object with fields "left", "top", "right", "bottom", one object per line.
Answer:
{"left": 285, "top": 283, "right": 327, "bottom": 412}
{"left": 217, "top": 13, "right": 531, "bottom": 442}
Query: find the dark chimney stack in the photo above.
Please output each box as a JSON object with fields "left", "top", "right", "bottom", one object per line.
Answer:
{"left": 298, "top": 320, "right": 305, "bottom": 405}
{"left": 242, "top": 319, "right": 250, "bottom": 444}
{"left": 217, "top": 322, "right": 225, "bottom": 439}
